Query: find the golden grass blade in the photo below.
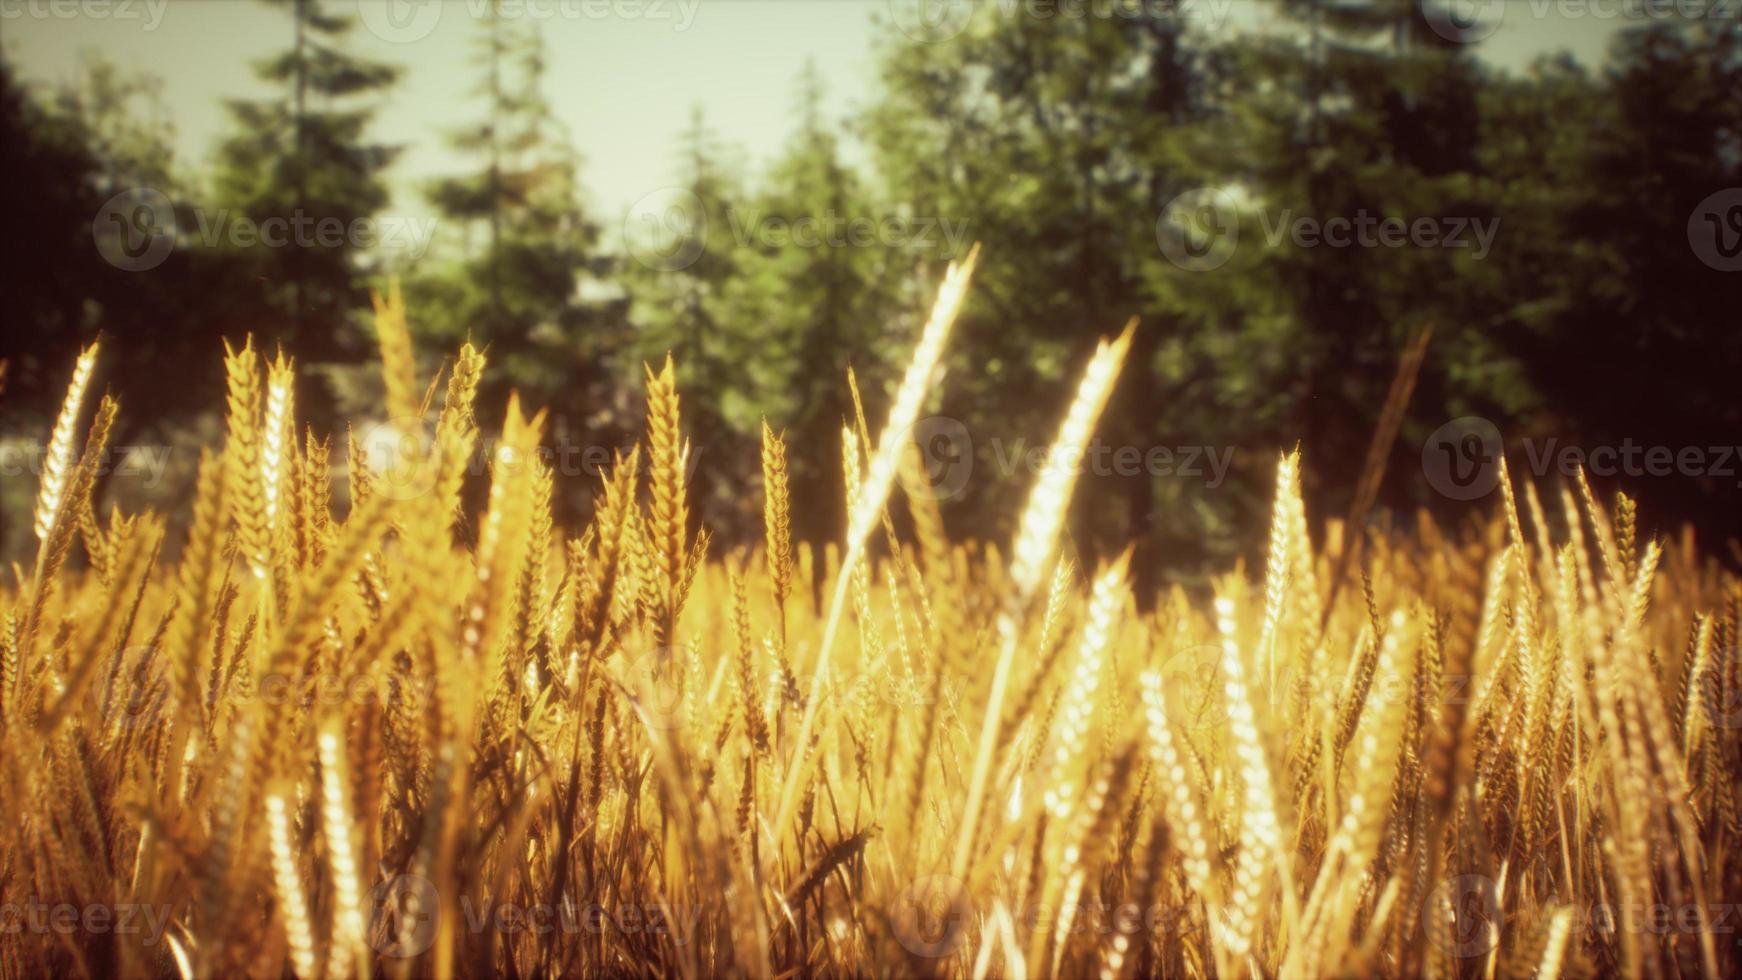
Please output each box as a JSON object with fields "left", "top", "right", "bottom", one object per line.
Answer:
{"left": 771, "top": 247, "right": 979, "bottom": 852}
{"left": 1, "top": 282, "right": 1734, "bottom": 980}
{"left": 32, "top": 342, "right": 99, "bottom": 543}
{"left": 954, "top": 318, "right": 1135, "bottom": 880}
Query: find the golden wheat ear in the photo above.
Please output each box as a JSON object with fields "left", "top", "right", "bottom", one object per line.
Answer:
{"left": 1007, "top": 317, "right": 1136, "bottom": 602}
{"left": 954, "top": 317, "right": 1136, "bottom": 881}
{"left": 33, "top": 342, "right": 100, "bottom": 544}
{"left": 372, "top": 277, "right": 421, "bottom": 423}
{"left": 769, "top": 246, "right": 980, "bottom": 847}
{"left": 642, "top": 353, "right": 692, "bottom": 646}
{"left": 760, "top": 418, "right": 793, "bottom": 623}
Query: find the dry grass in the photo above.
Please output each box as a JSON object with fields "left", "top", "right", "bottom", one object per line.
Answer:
{"left": 2, "top": 269, "right": 1738, "bottom": 978}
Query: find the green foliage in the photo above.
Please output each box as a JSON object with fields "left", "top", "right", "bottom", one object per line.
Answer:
{"left": 211, "top": 0, "right": 402, "bottom": 366}
{"left": 3, "top": 4, "right": 1738, "bottom": 570}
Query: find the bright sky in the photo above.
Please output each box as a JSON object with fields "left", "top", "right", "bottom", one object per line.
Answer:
{"left": 4, "top": 0, "right": 1630, "bottom": 242}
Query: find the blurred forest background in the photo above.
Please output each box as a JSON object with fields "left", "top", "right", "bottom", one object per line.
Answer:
{"left": 2, "top": 0, "right": 1739, "bottom": 588}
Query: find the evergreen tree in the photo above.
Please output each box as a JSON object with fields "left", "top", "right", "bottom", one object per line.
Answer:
{"left": 867, "top": 5, "right": 1214, "bottom": 577}
{"left": 407, "top": 7, "right": 626, "bottom": 528}
{"left": 720, "top": 64, "right": 907, "bottom": 543}
{"left": 1133, "top": 0, "right": 1511, "bottom": 562}
{"left": 621, "top": 107, "right": 754, "bottom": 532}
{"left": 415, "top": 10, "right": 623, "bottom": 421}
{"left": 212, "top": 0, "right": 401, "bottom": 364}
{"left": 1493, "top": 20, "right": 1742, "bottom": 541}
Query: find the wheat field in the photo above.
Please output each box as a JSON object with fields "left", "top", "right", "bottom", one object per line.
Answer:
{"left": 2, "top": 256, "right": 1739, "bottom": 979}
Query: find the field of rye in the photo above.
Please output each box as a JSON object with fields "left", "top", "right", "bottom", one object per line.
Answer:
{"left": 1, "top": 251, "right": 1738, "bottom": 979}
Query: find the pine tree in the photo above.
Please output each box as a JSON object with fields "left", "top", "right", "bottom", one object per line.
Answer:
{"left": 867, "top": 5, "right": 1210, "bottom": 572}
{"left": 212, "top": 0, "right": 401, "bottom": 364}
{"left": 410, "top": 6, "right": 625, "bottom": 528}
{"left": 721, "top": 63, "right": 907, "bottom": 543}
{"left": 620, "top": 107, "right": 754, "bottom": 533}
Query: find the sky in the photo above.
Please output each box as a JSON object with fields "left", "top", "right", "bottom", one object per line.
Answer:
{"left": 3, "top": 0, "right": 1633, "bottom": 246}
